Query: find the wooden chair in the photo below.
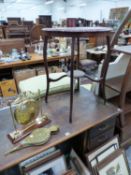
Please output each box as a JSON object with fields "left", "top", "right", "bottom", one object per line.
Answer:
{"left": 83, "top": 9, "right": 131, "bottom": 102}
{"left": 106, "top": 49, "right": 131, "bottom": 145}
{"left": 103, "top": 9, "right": 131, "bottom": 145}
{"left": 104, "top": 8, "right": 131, "bottom": 107}
{"left": 30, "top": 24, "right": 44, "bottom": 44}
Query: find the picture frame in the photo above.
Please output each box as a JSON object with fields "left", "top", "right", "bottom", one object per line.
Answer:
{"left": 86, "top": 136, "right": 119, "bottom": 170}
{"left": 19, "top": 147, "right": 56, "bottom": 172}
{"left": 25, "top": 154, "right": 67, "bottom": 175}
{"left": 70, "top": 149, "right": 91, "bottom": 175}
{"left": 95, "top": 149, "right": 130, "bottom": 175}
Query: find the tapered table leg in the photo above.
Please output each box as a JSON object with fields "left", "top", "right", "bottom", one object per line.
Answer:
{"left": 43, "top": 36, "right": 50, "bottom": 103}
{"left": 77, "top": 37, "right": 80, "bottom": 91}
{"left": 69, "top": 37, "right": 75, "bottom": 123}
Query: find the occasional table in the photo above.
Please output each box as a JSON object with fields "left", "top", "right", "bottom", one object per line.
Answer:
{"left": 42, "top": 27, "right": 112, "bottom": 123}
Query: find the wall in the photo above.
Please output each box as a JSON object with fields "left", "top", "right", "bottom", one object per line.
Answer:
{"left": 52, "top": 0, "right": 131, "bottom": 22}
{"left": 0, "top": 0, "right": 52, "bottom": 22}
{"left": 0, "top": 0, "right": 131, "bottom": 22}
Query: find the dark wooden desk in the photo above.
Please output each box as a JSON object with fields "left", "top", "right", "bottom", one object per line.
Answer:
{"left": 0, "top": 88, "right": 120, "bottom": 171}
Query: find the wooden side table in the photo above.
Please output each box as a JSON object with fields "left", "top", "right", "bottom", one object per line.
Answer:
{"left": 42, "top": 27, "right": 112, "bottom": 123}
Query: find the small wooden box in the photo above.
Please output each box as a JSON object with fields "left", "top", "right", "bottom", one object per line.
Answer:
{"left": 0, "top": 79, "right": 17, "bottom": 97}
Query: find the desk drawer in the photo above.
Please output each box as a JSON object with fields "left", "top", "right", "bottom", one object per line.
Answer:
{"left": 87, "top": 128, "right": 115, "bottom": 150}
{"left": 88, "top": 117, "right": 116, "bottom": 139}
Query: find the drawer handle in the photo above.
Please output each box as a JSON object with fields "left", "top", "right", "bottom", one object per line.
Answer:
{"left": 98, "top": 124, "right": 108, "bottom": 131}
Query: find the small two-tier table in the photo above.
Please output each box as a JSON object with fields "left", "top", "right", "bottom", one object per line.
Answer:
{"left": 42, "top": 27, "right": 112, "bottom": 123}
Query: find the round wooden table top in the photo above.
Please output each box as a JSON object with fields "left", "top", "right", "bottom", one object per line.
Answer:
{"left": 42, "top": 26, "right": 113, "bottom": 37}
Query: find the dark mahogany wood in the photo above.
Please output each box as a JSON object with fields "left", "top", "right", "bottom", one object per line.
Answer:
{"left": 0, "top": 88, "right": 120, "bottom": 171}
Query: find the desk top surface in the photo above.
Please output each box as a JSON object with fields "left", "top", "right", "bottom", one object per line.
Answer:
{"left": 0, "top": 88, "right": 120, "bottom": 171}
{"left": 114, "top": 45, "right": 131, "bottom": 55}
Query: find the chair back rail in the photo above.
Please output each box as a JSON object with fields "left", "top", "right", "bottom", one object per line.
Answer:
{"left": 30, "top": 24, "right": 44, "bottom": 44}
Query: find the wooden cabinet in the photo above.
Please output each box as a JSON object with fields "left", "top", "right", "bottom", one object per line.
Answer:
{"left": 88, "top": 117, "right": 116, "bottom": 138}
{"left": 72, "top": 117, "right": 117, "bottom": 158}
{"left": 86, "top": 118, "right": 115, "bottom": 150}
{"left": 87, "top": 117, "right": 116, "bottom": 151}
